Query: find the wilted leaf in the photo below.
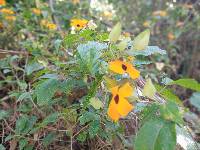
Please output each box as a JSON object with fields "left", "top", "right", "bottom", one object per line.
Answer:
{"left": 109, "top": 22, "right": 122, "bottom": 43}
{"left": 142, "top": 78, "right": 156, "bottom": 99}
{"left": 132, "top": 29, "right": 150, "bottom": 50}
{"left": 89, "top": 97, "right": 103, "bottom": 109}
{"left": 103, "top": 76, "right": 117, "bottom": 90}
{"left": 117, "top": 40, "right": 127, "bottom": 50}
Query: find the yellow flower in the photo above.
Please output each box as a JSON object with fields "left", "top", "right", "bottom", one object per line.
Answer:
{"left": 32, "top": 8, "right": 41, "bottom": 15}
{"left": 0, "top": 8, "right": 15, "bottom": 15}
{"left": 103, "top": 11, "right": 113, "bottom": 18}
{"left": 70, "top": 19, "right": 88, "bottom": 30}
{"left": 153, "top": 10, "right": 167, "bottom": 17}
{"left": 109, "top": 59, "right": 140, "bottom": 80}
{"left": 167, "top": 32, "right": 175, "bottom": 41}
{"left": 46, "top": 23, "right": 57, "bottom": 30}
{"left": 0, "top": 0, "right": 6, "bottom": 6}
{"left": 72, "top": 0, "right": 80, "bottom": 4}
{"left": 143, "top": 21, "right": 150, "bottom": 27}
{"left": 40, "top": 19, "right": 48, "bottom": 26}
{"left": 5, "top": 16, "right": 16, "bottom": 21}
{"left": 108, "top": 82, "right": 134, "bottom": 122}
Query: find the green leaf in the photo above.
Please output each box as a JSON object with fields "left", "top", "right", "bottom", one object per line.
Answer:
{"left": 189, "top": 92, "right": 200, "bottom": 111}
{"left": 77, "top": 41, "right": 108, "bottom": 75}
{"left": 134, "top": 118, "right": 176, "bottom": 150}
{"left": 132, "top": 29, "right": 150, "bottom": 50}
{"left": 77, "top": 131, "right": 87, "bottom": 142}
{"left": 35, "top": 79, "right": 60, "bottom": 106}
{"left": 128, "top": 46, "right": 166, "bottom": 56}
{"left": 160, "top": 101, "right": 184, "bottom": 124}
{"left": 15, "top": 115, "right": 37, "bottom": 135}
{"left": 42, "top": 132, "right": 56, "bottom": 146}
{"left": 41, "top": 112, "right": 59, "bottom": 126}
{"left": 154, "top": 122, "right": 176, "bottom": 150}
{"left": 25, "top": 62, "right": 43, "bottom": 75}
{"left": 109, "top": 22, "right": 122, "bottom": 43}
{"left": 155, "top": 84, "right": 182, "bottom": 105}
{"left": 63, "top": 34, "right": 79, "bottom": 47}
{"left": 89, "top": 120, "right": 100, "bottom": 138}
{"left": 0, "top": 110, "right": 10, "bottom": 120}
{"left": 168, "top": 79, "right": 200, "bottom": 92}
{"left": 19, "top": 138, "right": 28, "bottom": 150}
{"left": 0, "top": 144, "right": 5, "bottom": 150}
{"left": 142, "top": 78, "right": 156, "bottom": 99}
{"left": 79, "top": 112, "right": 100, "bottom": 125}
{"left": 140, "top": 103, "right": 159, "bottom": 124}
{"left": 89, "top": 97, "right": 103, "bottom": 109}
{"left": 17, "top": 92, "right": 32, "bottom": 102}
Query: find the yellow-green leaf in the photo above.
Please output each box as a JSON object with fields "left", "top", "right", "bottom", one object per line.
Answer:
{"left": 89, "top": 97, "right": 103, "bottom": 109}
{"left": 109, "top": 22, "right": 122, "bottom": 43}
{"left": 117, "top": 40, "right": 127, "bottom": 51}
{"left": 103, "top": 76, "right": 117, "bottom": 90}
{"left": 133, "top": 29, "right": 150, "bottom": 50}
{"left": 142, "top": 78, "right": 156, "bottom": 99}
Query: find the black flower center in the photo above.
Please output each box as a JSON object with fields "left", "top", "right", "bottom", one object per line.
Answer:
{"left": 114, "top": 94, "right": 119, "bottom": 104}
{"left": 77, "top": 24, "right": 80, "bottom": 27}
{"left": 122, "top": 64, "right": 127, "bottom": 71}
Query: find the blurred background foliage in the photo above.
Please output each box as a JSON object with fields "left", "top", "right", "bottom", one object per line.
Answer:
{"left": 0, "top": 0, "right": 200, "bottom": 149}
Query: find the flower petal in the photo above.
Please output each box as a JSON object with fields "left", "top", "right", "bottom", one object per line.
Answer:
{"left": 118, "top": 82, "right": 133, "bottom": 97}
{"left": 116, "top": 97, "right": 133, "bottom": 117}
{"left": 109, "top": 60, "right": 125, "bottom": 74}
{"left": 107, "top": 99, "right": 120, "bottom": 122}
{"left": 127, "top": 65, "right": 140, "bottom": 79}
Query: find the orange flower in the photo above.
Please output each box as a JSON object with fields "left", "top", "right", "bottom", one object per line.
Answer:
{"left": 70, "top": 19, "right": 88, "bottom": 30}
{"left": 0, "top": 8, "right": 15, "bottom": 15}
{"left": 153, "top": 10, "right": 167, "bottom": 17}
{"left": 167, "top": 32, "right": 175, "bottom": 41}
{"left": 32, "top": 8, "right": 41, "bottom": 15}
{"left": 46, "top": 23, "right": 57, "bottom": 30}
{"left": 108, "top": 82, "right": 134, "bottom": 121}
{"left": 0, "top": 0, "right": 6, "bottom": 6}
{"left": 109, "top": 60, "right": 140, "bottom": 79}
{"left": 5, "top": 16, "right": 16, "bottom": 21}
{"left": 143, "top": 21, "right": 150, "bottom": 27}
{"left": 72, "top": 0, "right": 80, "bottom": 4}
